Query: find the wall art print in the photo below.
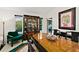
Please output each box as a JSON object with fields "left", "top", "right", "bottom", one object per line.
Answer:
{"left": 59, "top": 7, "right": 76, "bottom": 30}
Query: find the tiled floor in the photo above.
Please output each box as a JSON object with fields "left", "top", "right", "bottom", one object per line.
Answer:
{"left": 0, "top": 40, "right": 28, "bottom": 52}
{"left": 31, "top": 43, "right": 39, "bottom": 52}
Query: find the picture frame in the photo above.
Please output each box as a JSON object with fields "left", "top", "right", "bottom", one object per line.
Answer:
{"left": 59, "top": 7, "right": 76, "bottom": 30}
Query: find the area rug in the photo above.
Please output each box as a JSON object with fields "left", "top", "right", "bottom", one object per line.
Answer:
{"left": 9, "top": 43, "right": 28, "bottom": 52}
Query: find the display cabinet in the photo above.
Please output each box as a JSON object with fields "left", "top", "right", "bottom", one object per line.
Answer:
{"left": 23, "top": 15, "right": 40, "bottom": 35}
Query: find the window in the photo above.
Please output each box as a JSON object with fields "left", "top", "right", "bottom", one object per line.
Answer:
{"left": 15, "top": 15, "right": 23, "bottom": 34}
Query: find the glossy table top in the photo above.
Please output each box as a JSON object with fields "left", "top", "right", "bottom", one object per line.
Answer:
{"left": 33, "top": 33, "right": 79, "bottom": 52}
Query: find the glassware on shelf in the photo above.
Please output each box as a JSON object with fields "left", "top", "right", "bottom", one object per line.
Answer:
{"left": 24, "top": 15, "right": 40, "bottom": 34}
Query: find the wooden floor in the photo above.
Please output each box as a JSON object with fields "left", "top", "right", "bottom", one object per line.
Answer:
{"left": 33, "top": 33, "right": 79, "bottom": 52}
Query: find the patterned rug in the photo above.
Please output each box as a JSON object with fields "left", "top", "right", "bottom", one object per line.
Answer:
{"left": 9, "top": 43, "right": 28, "bottom": 52}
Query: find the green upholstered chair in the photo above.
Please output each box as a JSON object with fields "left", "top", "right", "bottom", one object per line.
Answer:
{"left": 7, "top": 31, "right": 23, "bottom": 47}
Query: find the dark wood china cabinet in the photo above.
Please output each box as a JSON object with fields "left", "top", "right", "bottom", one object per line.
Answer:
{"left": 23, "top": 15, "right": 40, "bottom": 36}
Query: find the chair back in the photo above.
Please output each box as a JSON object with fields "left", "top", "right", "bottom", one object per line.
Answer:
{"left": 54, "top": 29, "right": 60, "bottom": 35}
{"left": 71, "top": 32, "right": 79, "bottom": 42}
{"left": 8, "top": 31, "right": 18, "bottom": 36}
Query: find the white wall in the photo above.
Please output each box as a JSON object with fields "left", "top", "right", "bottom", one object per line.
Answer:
{"left": 76, "top": 7, "right": 79, "bottom": 31}
{"left": 42, "top": 18, "right": 47, "bottom": 33}
{"left": 0, "top": 9, "right": 43, "bottom": 44}
{"left": 42, "top": 7, "right": 79, "bottom": 33}
{"left": 0, "top": 15, "right": 15, "bottom": 44}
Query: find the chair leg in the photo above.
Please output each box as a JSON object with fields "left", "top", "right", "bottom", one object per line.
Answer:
{"left": 65, "top": 37, "right": 67, "bottom": 39}
{"left": 22, "top": 39, "right": 23, "bottom": 42}
{"left": 11, "top": 41, "right": 13, "bottom": 47}
{"left": 7, "top": 40, "right": 9, "bottom": 44}
{"left": 11, "top": 44, "right": 13, "bottom": 47}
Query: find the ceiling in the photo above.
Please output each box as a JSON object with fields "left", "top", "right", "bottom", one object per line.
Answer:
{"left": 0, "top": 7, "right": 54, "bottom": 16}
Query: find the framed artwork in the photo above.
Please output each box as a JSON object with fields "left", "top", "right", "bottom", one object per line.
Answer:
{"left": 59, "top": 7, "right": 76, "bottom": 30}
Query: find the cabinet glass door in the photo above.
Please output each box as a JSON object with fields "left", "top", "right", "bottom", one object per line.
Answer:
{"left": 40, "top": 18, "right": 43, "bottom": 31}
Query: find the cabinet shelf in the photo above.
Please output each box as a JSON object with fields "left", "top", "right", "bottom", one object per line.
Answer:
{"left": 23, "top": 15, "right": 40, "bottom": 34}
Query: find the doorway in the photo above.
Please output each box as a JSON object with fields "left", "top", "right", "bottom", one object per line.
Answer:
{"left": 47, "top": 20, "right": 52, "bottom": 33}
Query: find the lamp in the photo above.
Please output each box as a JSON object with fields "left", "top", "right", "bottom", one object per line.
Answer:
{"left": 2, "top": 17, "right": 6, "bottom": 45}
{"left": 0, "top": 17, "right": 6, "bottom": 50}
{"left": 3, "top": 21, "right": 5, "bottom": 45}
